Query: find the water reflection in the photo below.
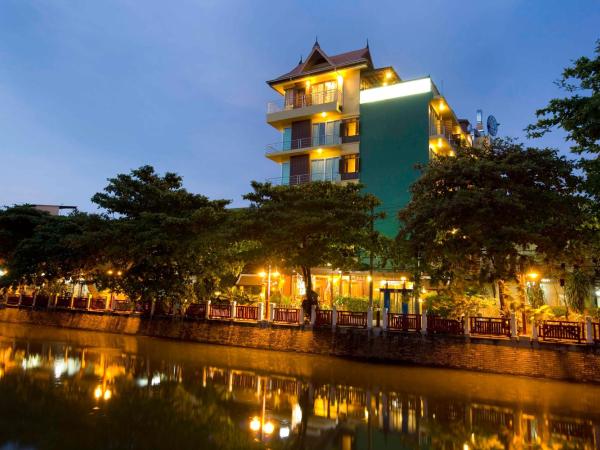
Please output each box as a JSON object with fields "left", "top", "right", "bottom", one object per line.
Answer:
{"left": 0, "top": 325, "right": 599, "bottom": 449}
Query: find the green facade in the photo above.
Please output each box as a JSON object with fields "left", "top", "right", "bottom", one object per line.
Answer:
{"left": 360, "top": 92, "right": 433, "bottom": 237}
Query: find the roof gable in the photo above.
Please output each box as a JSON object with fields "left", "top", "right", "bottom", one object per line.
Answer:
{"left": 301, "top": 45, "right": 334, "bottom": 72}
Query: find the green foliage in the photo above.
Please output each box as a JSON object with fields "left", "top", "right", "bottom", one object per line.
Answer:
{"left": 242, "top": 181, "right": 381, "bottom": 309}
{"left": 424, "top": 288, "right": 496, "bottom": 319}
{"left": 398, "top": 138, "right": 585, "bottom": 310}
{"left": 526, "top": 40, "right": 600, "bottom": 213}
{"left": 526, "top": 283, "right": 546, "bottom": 309}
{"left": 564, "top": 268, "right": 593, "bottom": 313}
{"left": 334, "top": 296, "right": 369, "bottom": 312}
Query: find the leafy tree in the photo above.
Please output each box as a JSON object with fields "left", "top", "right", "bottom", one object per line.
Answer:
{"left": 91, "top": 165, "right": 231, "bottom": 313}
{"left": 526, "top": 40, "right": 600, "bottom": 208}
{"left": 398, "top": 138, "right": 585, "bottom": 311}
{"left": 242, "top": 181, "right": 380, "bottom": 312}
{"left": 564, "top": 267, "right": 593, "bottom": 313}
{"left": 0, "top": 205, "right": 52, "bottom": 263}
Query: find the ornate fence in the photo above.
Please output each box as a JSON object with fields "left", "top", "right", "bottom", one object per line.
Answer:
{"left": 89, "top": 298, "right": 107, "bottom": 311}
{"left": 273, "top": 307, "right": 301, "bottom": 324}
{"left": 209, "top": 304, "right": 231, "bottom": 319}
{"left": 427, "top": 315, "right": 464, "bottom": 335}
{"left": 72, "top": 297, "right": 89, "bottom": 310}
{"left": 185, "top": 303, "right": 207, "bottom": 319}
{"left": 315, "top": 309, "right": 332, "bottom": 327}
{"left": 55, "top": 296, "right": 72, "bottom": 308}
{"left": 470, "top": 317, "right": 511, "bottom": 337}
{"left": 35, "top": 295, "right": 50, "bottom": 309}
{"left": 337, "top": 311, "right": 368, "bottom": 328}
{"left": 388, "top": 313, "right": 421, "bottom": 332}
{"left": 539, "top": 320, "right": 583, "bottom": 343}
{"left": 112, "top": 299, "right": 132, "bottom": 313}
{"left": 6, "top": 295, "right": 20, "bottom": 306}
{"left": 20, "top": 295, "right": 34, "bottom": 307}
{"left": 236, "top": 305, "right": 259, "bottom": 321}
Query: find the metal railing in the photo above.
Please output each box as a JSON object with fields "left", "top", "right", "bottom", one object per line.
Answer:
{"left": 266, "top": 134, "right": 341, "bottom": 154}
{"left": 273, "top": 307, "right": 301, "bottom": 324}
{"left": 89, "top": 298, "right": 107, "bottom": 310}
{"left": 266, "top": 171, "right": 351, "bottom": 186}
{"left": 388, "top": 313, "right": 421, "bottom": 332}
{"left": 315, "top": 309, "right": 332, "bottom": 327}
{"left": 470, "top": 317, "right": 511, "bottom": 337}
{"left": 72, "top": 297, "right": 89, "bottom": 310}
{"left": 337, "top": 310, "right": 368, "bottom": 328}
{"left": 267, "top": 89, "right": 339, "bottom": 113}
{"left": 6, "top": 295, "right": 20, "bottom": 306}
{"left": 112, "top": 299, "right": 132, "bottom": 312}
{"left": 539, "top": 320, "right": 583, "bottom": 343}
{"left": 430, "top": 118, "right": 462, "bottom": 149}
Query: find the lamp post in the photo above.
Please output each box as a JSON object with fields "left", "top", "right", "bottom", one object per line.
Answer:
{"left": 260, "top": 266, "right": 279, "bottom": 320}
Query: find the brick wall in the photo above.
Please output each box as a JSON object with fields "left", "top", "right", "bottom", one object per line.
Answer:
{"left": 2, "top": 308, "right": 600, "bottom": 383}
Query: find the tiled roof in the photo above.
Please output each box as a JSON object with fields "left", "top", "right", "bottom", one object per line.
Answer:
{"left": 267, "top": 45, "right": 373, "bottom": 86}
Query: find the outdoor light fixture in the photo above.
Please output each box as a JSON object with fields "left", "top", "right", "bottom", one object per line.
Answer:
{"left": 279, "top": 426, "right": 290, "bottom": 439}
{"left": 107, "top": 270, "right": 113, "bottom": 275}
{"left": 527, "top": 272, "right": 539, "bottom": 280}
{"left": 272, "top": 271, "right": 280, "bottom": 278}
{"left": 259, "top": 271, "right": 267, "bottom": 278}
{"left": 0, "top": 269, "right": 6, "bottom": 277}
{"left": 321, "top": 112, "right": 327, "bottom": 117}
{"left": 249, "top": 417, "right": 261, "bottom": 432}
{"left": 263, "top": 421, "right": 275, "bottom": 435}
{"left": 386, "top": 71, "right": 392, "bottom": 79}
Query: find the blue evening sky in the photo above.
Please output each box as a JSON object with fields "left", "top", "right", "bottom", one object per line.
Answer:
{"left": 0, "top": 0, "right": 598, "bottom": 210}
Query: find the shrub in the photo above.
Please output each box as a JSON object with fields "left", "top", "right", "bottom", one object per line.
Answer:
{"left": 334, "top": 296, "right": 369, "bottom": 312}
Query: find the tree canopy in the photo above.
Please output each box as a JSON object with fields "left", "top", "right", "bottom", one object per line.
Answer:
{"left": 398, "top": 138, "right": 585, "bottom": 309}
{"left": 243, "top": 181, "right": 381, "bottom": 309}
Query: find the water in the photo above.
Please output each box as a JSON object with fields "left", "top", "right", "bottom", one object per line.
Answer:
{"left": 0, "top": 323, "right": 599, "bottom": 450}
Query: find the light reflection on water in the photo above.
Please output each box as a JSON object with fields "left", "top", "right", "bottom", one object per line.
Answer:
{"left": 0, "top": 323, "right": 600, "bottom": 449}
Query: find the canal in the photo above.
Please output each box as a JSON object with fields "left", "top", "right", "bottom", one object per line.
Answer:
{"left": 0, "top": 323, "right": 599, "bottom": 449}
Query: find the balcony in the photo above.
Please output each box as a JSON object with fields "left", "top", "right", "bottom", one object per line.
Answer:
{"left": 266, "top": 89, "right": 342, "bottom": 127}
{"left": 267, "top": 171, "right": 358, "bottom": 186}
{"left": 429, "top": 117, "right": 462, "bottom": 156}
{"left": 265, "top": 134, "right": 342, "bottom": 161}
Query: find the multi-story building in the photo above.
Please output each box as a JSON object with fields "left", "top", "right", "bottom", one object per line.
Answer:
{"left": 265, "top": 40, "right": 472, "bottom": 237}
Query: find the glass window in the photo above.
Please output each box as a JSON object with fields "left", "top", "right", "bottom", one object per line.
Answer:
{"left": 281, "top": 162, "right": 290, "bottom": 185}
{"left": 325, "top": 157, "right": 340, "bottom": 181}
{"left": 282, "top": 128, "right": 292, "bottom": 150}
{"left": 311, "top": 159, "right": 325, "bottom": 181}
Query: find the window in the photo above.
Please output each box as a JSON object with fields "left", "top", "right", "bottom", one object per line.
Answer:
{"left": 282, "top": 127, "right": 292, "bottom": 150}
{"left": 340, "top": 154, "right": 359, "bottom": 180}
{"left": 311, "top": 80, "right": 337, "bottom": 104}
{"left": 312, "top": 120, "right": 341, "bottom": 146}
{"left": 341, "top": 118, "right": 360, "bottom": 143}
{"left": 311, "top": 157, "right": 340, "bottom": 182}
{"left": 281, "top": 162, "right": 290, "bottom": 185}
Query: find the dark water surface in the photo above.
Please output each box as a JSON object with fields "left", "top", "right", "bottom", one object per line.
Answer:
{"left": 0, "top": 323, "right": 599, "bottom": 449}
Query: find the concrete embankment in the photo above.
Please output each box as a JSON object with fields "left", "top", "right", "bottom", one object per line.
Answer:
{"left": 1, "top": 307, "right": 600, "bottom": 383}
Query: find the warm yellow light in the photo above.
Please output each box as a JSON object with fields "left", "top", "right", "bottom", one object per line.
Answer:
{"left": 272, "top": 271, "right": 280, "bottom": 278}
{"left": 450, "top": 228, "right": 458, "bottom": 235}
{"left": 249, "top": 417, "right": 261, "bottom": 432}
{"left": 439, "top": 101, "right": 445, "bottom": 111}
{"left": 367, "top": 275, "right": 372, "bottom": 282}
{"left": 258, "top": 271, "right": 267, "bottom": 278}
{"left": 400, "top": 277, "right": 407, "bottom": 282}
{"left": 449, "top": 150, "right": 456, "bottom": 157}
{"left": 103, "top": 389, "right": 112, "bottom": 400}
{"left": 117, "top": 271, "right": 122, "bottom": 276}
{"left": 386, "top": 71, "right": 392, "bottom": 79}
{"left": 382, "top": 81, "right": 388, "bottom": 86}
{"left": 316, "top": 148, "right": 323, "bottom": 154}
{"left": 320, "top": 112, "right": 327, "bottom": 118}
{"left": 437, "top": 138, "right": 443, "bottom": 148}
{"left": 305, "top": 80, "right": 310, "bottom": 88}
{"left": 106, "top": 270, "right": 113, "bottom": 276}
{"left": 94, "top": 386, "right": 102, "bottom": 399}
{"left": 337, "top": 75, "right": 343, "bottom": 85}
{"left": 360, "top": 78, "right": 432, "bottom": 104}
{"left": 263, "top": 421, "right": 275, "bottom": 435}
{"left": 527, "top": 272, "right": 539, "bottom": 280}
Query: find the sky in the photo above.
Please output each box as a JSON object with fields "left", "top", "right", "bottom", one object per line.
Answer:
{"left": 0, "top": 0, "right": 598, "bottom": 211}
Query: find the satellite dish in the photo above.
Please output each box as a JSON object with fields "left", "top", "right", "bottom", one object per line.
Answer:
{"left": 487, "top": 115, "right": 499, "bottom": 137}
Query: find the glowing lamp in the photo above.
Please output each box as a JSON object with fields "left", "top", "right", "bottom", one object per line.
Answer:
{"left": 107, "top": 270, "right": 113, "bottom": 275}
{"left": 263, "top": 421, "right": 275, "bottom": 435}
{"left": 103, "top": 389, "right": 112, "bottom": 400}
{"left": 320, "top": 112, "right": 327, "bottom": 118}
{"left": 272, "top": 271, "right": 280, "bottom": 278}
{"left": 527, "top": 272, "right": 539, "bottom": 280}
{"left": 94, "top": 386, "right": 102, "bottom": 399}
{"left": 249, "top": 417, "right": 261, "bottom": 432}
{"left": 258, "top": 271, "right": 267, "bottom": 278}
{"left": 367, "top": 275, "right": 372, "bottom": 282}
{"left": 385, "top": 71, "right": 392, "bottom": 79}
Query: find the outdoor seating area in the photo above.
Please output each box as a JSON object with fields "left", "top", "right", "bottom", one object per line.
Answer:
{"left": 2, "top": 293, "right": 600, "bottom": 346}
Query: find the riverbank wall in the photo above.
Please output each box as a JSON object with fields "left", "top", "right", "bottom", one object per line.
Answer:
{"left": 2, "top": 307, "right": 600, "bottom": 383}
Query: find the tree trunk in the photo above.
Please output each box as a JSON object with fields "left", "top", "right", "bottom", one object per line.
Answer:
{"left": 301, "top": 265, "right": 316, "bottom": 317}
{"left": 498, "top": 279, "right": 506, "bottom": 312}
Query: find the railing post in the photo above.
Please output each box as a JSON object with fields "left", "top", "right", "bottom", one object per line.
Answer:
{"left": 531, "top": 319, "right": 538, "bottom": 342}
{"left": 421, "top": 310, "right": 428, "bottom": 335}
{"left": 270, "top": 303, "right": 277, "bottom": 322}
{"left": 382, "top": 308, "right": 388, "bottom": 331}
{"left": 332, "top": 306, "right": 337, "bottom": 330}
{"left": 586, "top": 316, "right": 594, "bottom": 344}
{"left": 510, "top": 312, "right": 518, "bottom": 338}
{"left": 367, "top": 307, "right": 373, "bottom": 330}
{"left": 231, "top": 301, "right": 236, "bottom": 320}
{"left": 258, "top": 302, "right": 265, "bottom": 321}
{"left": 464, "top": 315, "right": 470, "bottom": 337}
{"left": 310, "top": 305, "right": 316, "bottom": 327}
{"left": 297, "top": 308, "right": 303, "bottom": 326}
{"left": 205, "top": 300, "right": 211, "bottom": 319}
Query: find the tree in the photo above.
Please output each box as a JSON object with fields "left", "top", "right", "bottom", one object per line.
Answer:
{"left": 526, "top": 40, "right": 600, "bottom": 208}
{"left": 398, "top": 138, "right": 585, "bottom": 311}
{"left": 91, "top": 166, "right": 231, "bottom": 313}
{"left": 242, "top": 181, "right": 380, "bottom": 312}
{"left": 564, "top": 267, "right": 593, "bottom": 314}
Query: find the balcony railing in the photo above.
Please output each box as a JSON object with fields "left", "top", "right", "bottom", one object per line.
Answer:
{"left": 430, "top": 118, "right": 462, "bottom": 149}
{"left": 267, "top": 89, "right": 339, "bottom": 114}
{"left": 266, "top": 170, "right": 361, "bottom": 186}
{"left": 266, "top": 134, "right": 341, "bottom": 154}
